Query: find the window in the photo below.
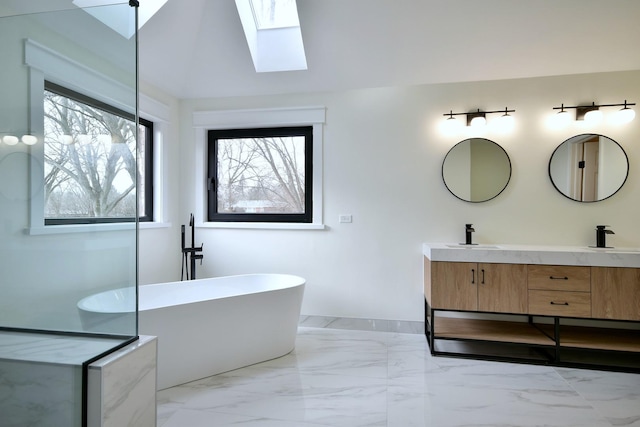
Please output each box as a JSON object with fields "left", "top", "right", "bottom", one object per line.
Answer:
{"left": 235, "top": 0, "right": 307, "bottom": 72}
{"left": 43, "top": 81, "right": 153, "bottom": 224}
{"left": 208, "top": 126, "right": 312, "bottom": 223}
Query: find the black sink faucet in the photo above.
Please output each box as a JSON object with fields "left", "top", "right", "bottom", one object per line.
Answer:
{"left": 595, "top": 225, "right": 614, "bottom": 248}
{"left": 465, "top": 224, "right": 475, "bottom": 245}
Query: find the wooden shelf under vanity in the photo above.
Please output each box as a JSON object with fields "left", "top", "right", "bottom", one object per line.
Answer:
{"left": 434, "top": 317, "right": 555, "bottom": 346}
{"left": 539, "top": 324, "right": 640, "bottom": 353}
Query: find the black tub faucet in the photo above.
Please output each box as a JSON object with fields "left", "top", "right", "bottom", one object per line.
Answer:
{"left": 464, "top": 224, "right": 475, "bottom": 245}
{"left": 181, "top": 213, "right": 204, "bottom": 280}
{"left": 595, "top": 225, "right": 614, "bottom": 248}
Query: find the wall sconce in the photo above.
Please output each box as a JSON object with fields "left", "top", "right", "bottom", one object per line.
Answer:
{"left": 443, "top": 107, "right": 516, "bottom": 132}
{"left": 0, "top": 134, "right": 39, "bottom": 146}
{"left": 552, "top": 100, "right": 635, "bottom": 125}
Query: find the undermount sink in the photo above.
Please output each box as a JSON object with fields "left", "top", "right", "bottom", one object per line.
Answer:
{"left": 585, "top": 247, "right": 640, "bottom": 254}
{"left": 445, "top": 244, "right": 501, "bottom": 249}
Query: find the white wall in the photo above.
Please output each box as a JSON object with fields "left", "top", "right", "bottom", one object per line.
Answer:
{"left": 146, "top": 70, "right": 640, "bottom": 322}
{"left": 137, "top": 82, "right": 183, "bottom": 286}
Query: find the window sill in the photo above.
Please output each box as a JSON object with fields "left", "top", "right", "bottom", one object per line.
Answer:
{"left": 199, "top": 222, "right": 326, "bottom": 230}
{"left": 139, "top": 222, "right": 172, "bottom": 230}
{"left": 27, "top": 222, "right": 171, "bottom": 235}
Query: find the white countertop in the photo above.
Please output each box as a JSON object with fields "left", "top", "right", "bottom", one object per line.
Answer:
{"left": 423, "top": 243, "right": 640, "bottom": 268}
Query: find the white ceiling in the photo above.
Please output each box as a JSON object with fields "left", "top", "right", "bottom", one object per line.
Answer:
{"left": 135, "top": 0, "right": 640, "bottom": 100}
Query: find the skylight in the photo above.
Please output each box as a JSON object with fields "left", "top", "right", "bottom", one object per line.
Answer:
{"left": 236, "top": 0, "right": 308, "bottom": 73}
{"left": 250, "top": 0, "right": 299, "bottom": 29}
{"left": 73, "top": 0, "right": 168, "bottom": 39}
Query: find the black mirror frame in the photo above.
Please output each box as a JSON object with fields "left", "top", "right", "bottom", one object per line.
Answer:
{"left": 548, "top": 133, "right": 629, "bottom": 203}
{"left": 442, "top": 138, "right": 512, "bottom": 203}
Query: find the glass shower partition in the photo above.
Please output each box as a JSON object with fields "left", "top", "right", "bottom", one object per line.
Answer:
{"left": 0, "top": 2, "right": 139, "bottom": 425}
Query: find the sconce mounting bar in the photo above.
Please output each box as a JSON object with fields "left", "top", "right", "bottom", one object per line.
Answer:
{"left": 443, "top": 107, "right": 515, "bottom": 117}
{"left": 552, "top": 101, "right": 635, "bottom": 111}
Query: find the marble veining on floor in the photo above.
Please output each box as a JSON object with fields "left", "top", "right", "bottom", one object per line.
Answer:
{"left": 157, "top": 326, "right": 640, "bottom": 427}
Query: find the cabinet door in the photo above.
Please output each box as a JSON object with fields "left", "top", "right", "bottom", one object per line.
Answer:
{"left": 592, "top": 267, "right": 640, "bottom": 321}
{"left": 478, "top": 263, "right": 528, "bottom": 314}
{"left": 431, "top": 262, "right": 477, "bottom": 311}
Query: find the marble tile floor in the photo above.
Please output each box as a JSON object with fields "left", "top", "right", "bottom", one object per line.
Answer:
{"left": 157, "top": 324, "right": 640, "bottom": 427}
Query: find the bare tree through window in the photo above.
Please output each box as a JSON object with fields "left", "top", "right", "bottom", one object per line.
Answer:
{"left": 43, "top": 83, "right": 152, "bottom": 223}
{"left": 208, "top": 126, "right": 312, "bottom": 223}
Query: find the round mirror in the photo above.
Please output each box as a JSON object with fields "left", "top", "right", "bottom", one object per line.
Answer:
{"left": 442, "top": 138, "right": 512, "bottom": 202}
{"left": 549, "top": 134, "right": 629, "bottom": 202}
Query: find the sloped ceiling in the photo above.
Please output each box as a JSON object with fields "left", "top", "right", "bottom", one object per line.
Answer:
{"left": 138, "top": 0, "right": 640, "bottom": 99}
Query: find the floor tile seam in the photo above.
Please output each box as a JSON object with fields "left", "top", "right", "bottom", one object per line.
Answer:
{"left": 155, "top": 401, "right": 187, "bottom": 411}
{"left": 163, "top": 407, "right": 337, "bottom": 427}
{"left": 385, "top": 340, "right": 392, "bottom": 426}
{"left": 319, "top": 324, "right": 423, "bottom": 335}
{"left": 293, "top": 369, "right": 391, "bottom": 382}
{"left": 300, "top": 318, "right": 423, "bottom": 335}
{"left": 178, "top": 371, "right": 386, "bottom": 396}
{"left": 551, "top": 367, "right": 620, "bottom": 427}
{"left": 305, "top": 325, "right": 392, "bottom": 336}
{"left": 298, "top": 329, "right": 416, "bottom": 349}
{"left": 172, "top": 387, "right": 387, "bottom": 427}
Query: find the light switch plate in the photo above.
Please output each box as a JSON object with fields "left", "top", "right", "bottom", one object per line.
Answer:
{"left": 339, "top": 214, "right": 352, "bottom": 223}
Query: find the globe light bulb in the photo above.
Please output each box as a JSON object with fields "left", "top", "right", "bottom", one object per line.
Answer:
{"left": 21, "top": 134, "right": 38, "bottom": 145}
{"left": 616, "top": 106, "right": 635, "bottom": 124}
{"left": 442, "top": 115, "right": 462, "bottom": 135}
{"left": 469, "top": 115, "right": 486, "bottom": 128}
{"left": 3, "top": 135, "right": 19, "bottom": 145}
{"left": 496, "top": 112, "right": 515, "bottom": 132}
{"left": 557, "top": 110, "right": 570, "bottom": 124}
{"left": 583, "top": 108, "right": 603, "bottom": 125}
{"left": 549, "top": 104, "right": 572, "bottom": 129}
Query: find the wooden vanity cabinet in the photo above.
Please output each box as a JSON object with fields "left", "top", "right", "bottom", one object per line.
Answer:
{"left": 424, "top": 251, "right": 640, "bottom": 372}
{"left": 479, "top": 263, "right": 527, "bottom": 313}
{"left": 430, "top": 261, "right": 527, "bottom": 314}
{"left": 430, "top": 262, "right": 475, "bottom": 310}
{"left": 592, "top": 267, "right": 640, "bottom": 321}
{"left": 527, "top": 265, "right": 592, "bottom": 318}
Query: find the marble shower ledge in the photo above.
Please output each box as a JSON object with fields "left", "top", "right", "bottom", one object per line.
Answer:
{"left": 423, "top": 243, "right": 640, "bottom": 268}
{"left": 0, "top": 331, "right": 132, "bottom": 365}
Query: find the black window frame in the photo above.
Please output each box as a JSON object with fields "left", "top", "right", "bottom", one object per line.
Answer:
{"left": 44, "top": 81, "right": 153, "bottom": 225}
{"left": 208, "top": 126, "right": 313, "bottom": 223}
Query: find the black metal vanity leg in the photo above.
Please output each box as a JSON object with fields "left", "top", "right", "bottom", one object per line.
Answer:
{"left": 424, "top": 298, "right": 436, "bottom": 354}
{"left": 424, "top": 298, "right": 429, "bottom": 341}
{"left": 429, "top": 308, "right": 436, "bottom": 354}
{"left": 554, "top": 317, "right": 560, "bottom": 362}
{"left": 424, "top": 298, "right": 432, "bottom": 343}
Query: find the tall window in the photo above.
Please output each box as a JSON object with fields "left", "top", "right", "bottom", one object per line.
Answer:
{"left": 43, "top": 81, "right": 153, "bottom": 224}
{"left": 208, "top": 126, "right": 312, "bottom": 223}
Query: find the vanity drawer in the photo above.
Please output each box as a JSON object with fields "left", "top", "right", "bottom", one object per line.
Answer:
{"left": 528, "top": 290, "right": 591, "bottom": 317}
{"left": 528, "top": 265, "right": 590, "bottom": 292}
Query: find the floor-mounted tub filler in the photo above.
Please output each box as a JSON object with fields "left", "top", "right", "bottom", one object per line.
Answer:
{"left": 78, "top": 274, "right": 306, "bottom": 389}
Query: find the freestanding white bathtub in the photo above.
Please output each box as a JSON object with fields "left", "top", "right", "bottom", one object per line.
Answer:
{"left": 77, "top": 274, "right": 305, "bottom": 390}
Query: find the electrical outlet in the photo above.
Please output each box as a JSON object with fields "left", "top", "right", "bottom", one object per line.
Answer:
{"left": 339, "top": 214, "right": 352, "bottom": 223}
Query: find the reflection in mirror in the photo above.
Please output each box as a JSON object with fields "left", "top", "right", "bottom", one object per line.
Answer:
{"left": 549, "top": 134, "right": 629, "bottom": 202}
{"left": 442, "top": 138, "right": 512, "bottom": 202}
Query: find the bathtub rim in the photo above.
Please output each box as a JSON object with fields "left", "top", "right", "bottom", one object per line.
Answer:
{"left": 77, "top": 273, "right": 306, "bottom": 314}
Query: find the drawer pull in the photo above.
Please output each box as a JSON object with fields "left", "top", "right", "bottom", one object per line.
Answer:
{"left": 549, "top": 276, "right": 569, "bottom": 280}
{"left": 550, "top": 301, "right": 569, "bottom": 306}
